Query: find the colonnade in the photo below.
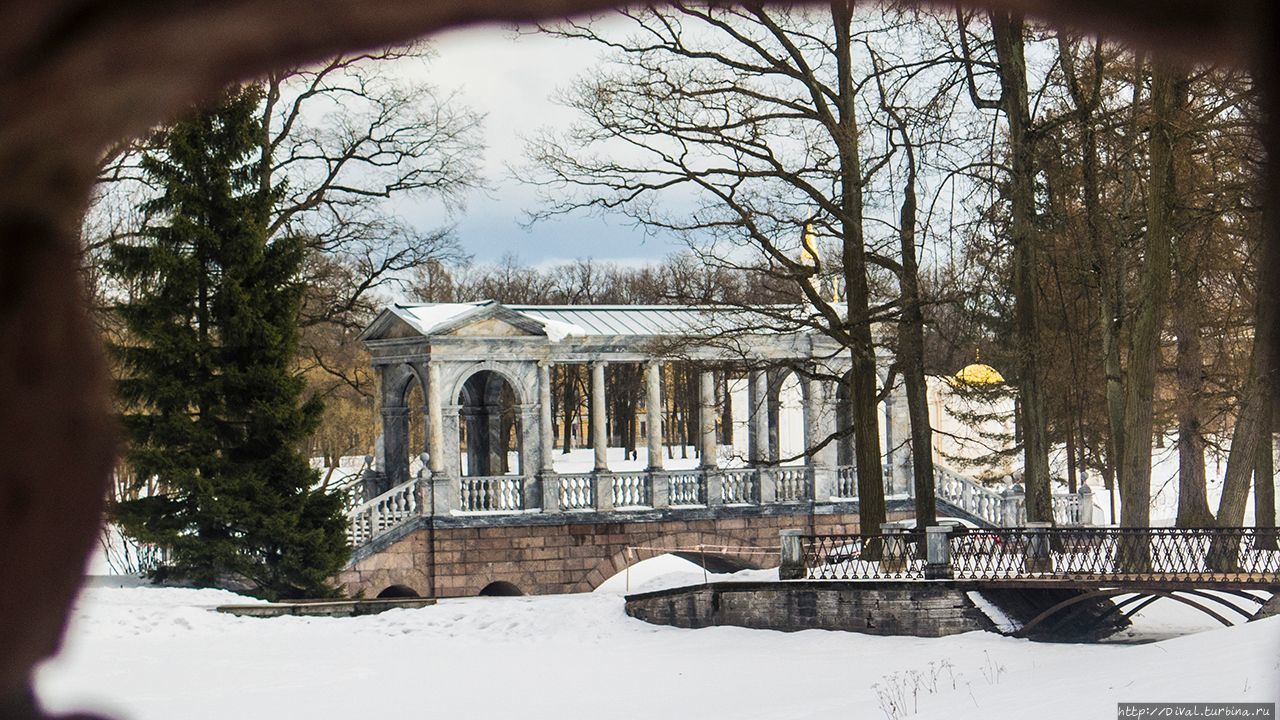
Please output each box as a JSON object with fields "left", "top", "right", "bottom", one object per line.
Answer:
{"left": 371, "top": 357, "right": 874, "bottom": 501}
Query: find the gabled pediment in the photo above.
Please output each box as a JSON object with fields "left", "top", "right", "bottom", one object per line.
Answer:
{"left": 358, "top": 309, "right": 425, "bottom": 342}
{"left": 434, "top": 303, "right": 548, "bottom": 338}
{"left": 360, "top": 301, "right": 550, "bottom": 344}
{"left": 449, "top": 315, "right": 537, "bottom": 337}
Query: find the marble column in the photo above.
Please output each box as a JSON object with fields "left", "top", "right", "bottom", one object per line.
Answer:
{"left": 807, "top": 375, "right": 837, "bottom": 500}
{"left": 749, "top": 369, "right": 769, "bottom": 464}
{"left": 538, "top": 362, "right": 555, "bottom": 474}
{"left": 441, "top": 404, "right": 462, "bottom": 479}
{"left": 519, "top": 404, "right": 540, "bottom": 509}
{"left": 591, "top": 361, "right": 609, "bottom": 472}
{"left": 426, "top": 364, "right": 444, "bottom": 475}
{"left": 699, "top": 369, "right": 718, "bottom": 469}
{"left": 645, "top": 361, "right": 664, "bottom": 470}
{"left": 380, "top": 405, "right": 410, "bottom": 491}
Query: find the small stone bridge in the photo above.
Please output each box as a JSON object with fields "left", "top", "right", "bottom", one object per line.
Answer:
{"left": 336, "top": 463, "right": 1094, "bottom": 598}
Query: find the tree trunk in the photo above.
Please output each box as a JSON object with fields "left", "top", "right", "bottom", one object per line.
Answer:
{"left": 561, "top": 365, "right": 578, "bottom": 453}
{"left": 1101, "top": 274, "right": 1126, "bottom": 497}
{"left": 992, "top": 11, "right": 1052, "bottom": 522}
{"left": 1173, "top": 261, "right": 1214, "bottom": 527}
{"left": 888, "top": 109, "right": 936, "bottom": 528}
{"left": 1119, "top": 62, "right": 1180, "bottom": 529}
{"left": 1212, "top": 81, "right": 1279, "bottom": 547}
{"left": 1255, "top": 400, "right": 1276, "bottom": 549}
{"left": 1218, "top": 262, "right": 1278, "bottom": 526}
{"left": 832, "top": 0, "right": 885, "bottom": 545}
{"left": 1065, "top": 428, "right": 1078, "bottom": 493}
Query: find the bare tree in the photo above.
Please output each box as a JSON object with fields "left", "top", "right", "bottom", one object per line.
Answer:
{"left": 1114, "top": 61, "right": 1181, "bottom": 528}
{"left": 89, "top": 46, "right": 482, "bottom": 397}
{"left": 955, "top": 9, "right": 1053, "bottom": 521}
{"left": 523, "top": 3, "right": 971, "bottom": 540}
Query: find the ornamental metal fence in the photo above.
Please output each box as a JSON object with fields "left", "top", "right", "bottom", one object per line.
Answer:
{"left": 800, "top": 532, "right": 926, "bottom": 580}
{"left": 793, "top": 526, "right": 1280, "bottom": 586}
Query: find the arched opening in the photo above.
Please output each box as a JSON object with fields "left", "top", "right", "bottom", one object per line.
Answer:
{"left": 458, "top": 370, "right": 522, "bottom": 477}
{"left": 776, "top": 371, "right": 805, "bottom": 466}
{"left": 478, "top": 581, "right": 523, "bottom": 597}
{"left": 405, "top": 376, "right": 426, "bottom": 477}
{"left": 376, "top": 584, "right": 420, "bottom": 599}
{"left": 594, "top": 550, "right": 769, "bottom": 595}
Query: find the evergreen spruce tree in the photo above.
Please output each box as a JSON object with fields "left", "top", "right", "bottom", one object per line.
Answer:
{"left": 109, "top": 86, "right": 349, "bottom": 599}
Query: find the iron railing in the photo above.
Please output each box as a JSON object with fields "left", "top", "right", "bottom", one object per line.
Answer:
{"left": 948, "top": 527, "right": 1280, "bottom": 584}
{"left": 795, "top": 527, "right": 1280, "bottom": 585}
{"left": 800, "top": 532, "right": 925, "bottom": 580}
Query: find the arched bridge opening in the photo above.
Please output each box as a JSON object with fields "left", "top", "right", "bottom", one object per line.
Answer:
{"left": 1007, "top": 586, "right": 1272, "bottom": 640}
{"left": 479, "top": 581, "right": 524, "bottom": 597}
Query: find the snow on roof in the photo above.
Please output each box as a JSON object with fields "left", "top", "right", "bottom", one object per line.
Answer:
{"left": 509, "top": 305, "right": 711, "bottom": 337}
{"left": 390, "top": 301, "right": 725, "bottom": 338}
{"left": 389, "top": 302, "right": 484, "bottom": 335}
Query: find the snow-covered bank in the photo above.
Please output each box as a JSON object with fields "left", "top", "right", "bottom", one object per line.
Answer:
{"left": 35, "top": 571, "right": 1280, "bottom": 720}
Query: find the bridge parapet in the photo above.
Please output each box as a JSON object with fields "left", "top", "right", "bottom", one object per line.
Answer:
{"left": 345, "top": 477, "right": 423, "bottom": 546}
{"left": 794, "top": 525, "right": 1280, "bottom": 588}
{"left": 344, "top": 462, "right": 1101, "bottom": 554}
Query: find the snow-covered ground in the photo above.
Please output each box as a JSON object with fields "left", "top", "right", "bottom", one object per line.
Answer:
{"left": 36, "top": 560, "right": 1280, "bottom": 720}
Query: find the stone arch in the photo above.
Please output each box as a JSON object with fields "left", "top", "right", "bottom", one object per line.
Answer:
{"left": 378, "top": 361, "right": 430, "bottom": 490}
{"left": 574, "top": 528, "right": 770, "bottom": 593}
{"left": 832, "top": 364, "right": 900, "bottom": 470}
{"left": 478, "top": 581, "right": 524, "bottom": 596}
{"left": 394, "top": 362, "right": 429, "bottom": 407}
{"left": 376, "top": 584, "right": 421, "bottom": 599}
{"left": 769, "top": 368, "right": 808, "bottom": 466}
{"left": 457, "top": 369, "right": 523, "bottom": 477}
{"left": 403, "top": 373, "right": 429, "bottom": 476}
{"left": 444, "top": 360, "right": 531, "bottom": 409}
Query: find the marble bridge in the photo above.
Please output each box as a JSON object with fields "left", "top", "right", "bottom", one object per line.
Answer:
{"left": 337, "top": 301, "right": 1095, "bottom": 598}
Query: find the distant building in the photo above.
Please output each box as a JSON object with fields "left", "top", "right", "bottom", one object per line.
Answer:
{"left": 926, "top": 357, "right": 1017, "bottom": 483}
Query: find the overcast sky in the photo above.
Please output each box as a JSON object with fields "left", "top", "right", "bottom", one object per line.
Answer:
{"left": 400, "top": 23, "right": 683, "bottom": 267}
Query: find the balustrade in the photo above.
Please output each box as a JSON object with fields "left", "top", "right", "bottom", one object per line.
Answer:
{"left": 834, "top": 465, "right": 858, "bottom": 499}
{"left": 774, "top": 467, "right": 811, "bottom": 502}
{"left": 346, "top": 478, "right": 419, "bottom": 546}
{"left": 347, "top": 459, "right": 1094, "bottom": 551}
{"left": 933, "top": 466, "right": 1035, "bottom": 527}
{"left": 720, "top": 468, "right": 757, "bottom": 504}
{"left": 611, "top": 472, "right": 651, "bottom": 508}
{"left": 459, "top": 476, "right": 525, "bottom": 512}
{"left": 558, "top": 474, "right": 594, "bottom": 511}
{"left": 1052, "top": 490, "right": 1097, "bottom": 526}
{"left": 664, "top": 471, "right": 705, "bottom": 506}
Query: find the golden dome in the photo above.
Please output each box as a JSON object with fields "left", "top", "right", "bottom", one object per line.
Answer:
{"left": 953, "top": 362, "right": 1005, "bottom": 386}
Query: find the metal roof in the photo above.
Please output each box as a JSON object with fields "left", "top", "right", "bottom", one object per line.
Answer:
{"left": 387, "top": 301, "right": 812, "bottom": 339}
{"left": 508, "top": 305, "right": 712, "bottom": 337}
